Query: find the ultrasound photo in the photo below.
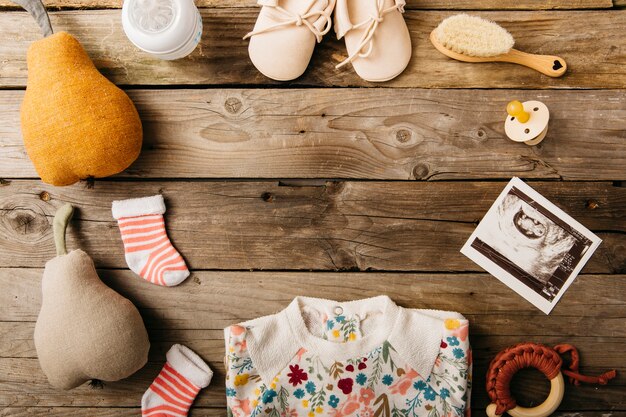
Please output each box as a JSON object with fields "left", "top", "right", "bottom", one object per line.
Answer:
{"left": 461, "top": 178, "right": 601, "bottom": 314}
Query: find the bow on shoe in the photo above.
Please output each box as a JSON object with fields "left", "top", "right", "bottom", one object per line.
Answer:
{"left": 244, "top": 0, "right": 334, "bottom": 43}
{"left": 335, "top": 0, "right": 406, "bottom": 69}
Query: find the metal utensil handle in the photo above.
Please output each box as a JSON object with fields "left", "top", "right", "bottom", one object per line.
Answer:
{"left": 12, "top": 0, "right": 53, "bottom": 37}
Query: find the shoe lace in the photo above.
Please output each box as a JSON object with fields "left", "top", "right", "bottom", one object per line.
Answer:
{"left": 335, "top": 0, "right": 405, "bottom": 69}
{"left": 243, "top": 0, "right": 333, "bottom": 43}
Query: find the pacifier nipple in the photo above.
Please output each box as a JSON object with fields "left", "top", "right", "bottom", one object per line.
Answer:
{"left": 507, "top": 100, "right": 530, "bottom": 123}
{"left": 504, "top": 99, "right": 550, "bottom": 146}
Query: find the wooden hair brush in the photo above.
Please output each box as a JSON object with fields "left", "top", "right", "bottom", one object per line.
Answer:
{"left": 430, "top": 14, "right": 567, "bottom": 77}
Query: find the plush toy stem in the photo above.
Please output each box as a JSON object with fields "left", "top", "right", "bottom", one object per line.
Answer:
{"left": 11, "top": 0, "right": 53, "bottom": 37}
{"left": 53, "top": 204, "right": 74, "bottom": 256}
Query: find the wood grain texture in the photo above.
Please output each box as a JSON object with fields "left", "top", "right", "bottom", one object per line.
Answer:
{"left": 2, "top": 319, "right": 625, "bottom": 412}
{"left": 0, "top": 181, "right": 624, "bottom": 271}
{"left": 0, "top": 409, "right": 222, "bottom": 417}
{"left": 1, "top": 10, "right": 625, "bottom": 88}
{"left": 1, "top": 89, "right": 625, "bottom": 180}
{"left": 3, "top": 321, "right": 625, "bottom": 370}
{"left": 1, "top": 1, "right": 624, "bottom": 414}
{"left": 1, "top": 411, "right": 624, "bottom": 417}
{"left": 1, "top": 357, "right": 623, "bottom": 410}
{"left": 3, "top": 408, "right": 202, "bottom": 417}
{"left": 2, "top": 270, "right": 626, "bottom": 324}
{"left": 0, "top": 0, "right": 613, "bottom": 10}
{"left": 0, "top": 271, "right": 624, "bottom": 410}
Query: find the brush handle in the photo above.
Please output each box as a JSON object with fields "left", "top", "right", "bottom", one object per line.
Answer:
{"left": 429, "top": 30, "right": 567, "bottom": 78}
{"left": 501, "top": 49, "right": 567, "bottom": 78}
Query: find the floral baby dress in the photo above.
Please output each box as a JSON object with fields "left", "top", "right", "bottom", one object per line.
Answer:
{"left": 225, "top": 296, "right": 472, "bottom": 417}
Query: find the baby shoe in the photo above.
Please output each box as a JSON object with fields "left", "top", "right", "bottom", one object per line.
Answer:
{"left": 244, "top": 0, "right": 336, "bottom": 81}
{"left": 334, "top": 0, "right": 411, "bottom": 82}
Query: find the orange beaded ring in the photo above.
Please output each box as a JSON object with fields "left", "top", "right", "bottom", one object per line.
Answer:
{"left": 485, "top": 343, "right": 616, "bottom": 417}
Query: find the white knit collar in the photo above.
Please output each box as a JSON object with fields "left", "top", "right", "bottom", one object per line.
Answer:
{"left": 245, "top": 296, "right": 445, "bottom": 383}
{"left": 285, "top": 295, "right": 400, "bottom": 360}
{"left": 243, "top": 296, "right": 444, "bottom": 382}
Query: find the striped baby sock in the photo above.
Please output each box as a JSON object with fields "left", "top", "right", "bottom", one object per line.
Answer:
{"left": 142, "top": 344, "right": 213, "bottom": 417}
{"left": 112, "top": 195, "right": 189, "bottom": 286}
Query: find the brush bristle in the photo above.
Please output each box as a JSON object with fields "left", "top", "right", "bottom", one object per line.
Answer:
{"left": 434, "top": 14, "right": 514, "bottom": 57}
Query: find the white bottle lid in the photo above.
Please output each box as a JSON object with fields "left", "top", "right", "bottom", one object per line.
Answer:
{"left": 122, "top": 0, "right": 202, "bottom": 60}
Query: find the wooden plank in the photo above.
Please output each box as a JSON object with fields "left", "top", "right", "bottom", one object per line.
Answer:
{"left": 3, "top": 408, "right": 208, "bottom": 417}
{"left": 2, "top": 269, "right": 625, "bottom": 326}
{"left": 2, "top": 323, "right": 624, "bottom": 413}
{"left": 4, "top": 321, "right": 625, "bottom": 372}
{"left": 1, "top": 357, "right": 623, "bottom": 409}
{"left": 0, "top": 0, "right": 613, "bottom": 10}
{"left": 1, "top": 271, "right": 623, "bottom": 410}
{"left": 3, "top": 409, "right": 158, "bottom": 417}
{"left": 1, "top": 10, "right": 625, "bottom": 88}
{"left": 4, "top": 320, "right": 625, "bottom": 409}
{"left": 1, "top": 89, "right": 625, "bottom": 181}
{"left": 0, "top": 181, "right": 624, "bottom": 271}
{"left": 1, "top": 411, "right": 624, "bottom": 417}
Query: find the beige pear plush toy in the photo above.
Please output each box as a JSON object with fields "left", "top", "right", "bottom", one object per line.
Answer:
{"left": 34, "top": 204, "right": 150, "bottom": 390}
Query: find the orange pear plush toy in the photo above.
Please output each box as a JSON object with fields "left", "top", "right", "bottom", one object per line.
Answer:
{"left": 18, "top": 0, "right": 142, "bottom": 186}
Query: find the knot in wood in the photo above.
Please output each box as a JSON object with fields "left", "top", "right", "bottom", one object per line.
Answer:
{"left": 39, "top": 191, "right": 50, "bottom": 201}
{"left": 324, "top": 181, "right": 345, "bottom": 196}
{"left": 225, "top": 97, "right": 242, "bottom": 114}
{"left": 396, "top": 129, "right": 412, "bottom": 143}
{"left": 412, "top": 163, "right": 430, "bottom": 180}
{"left": 586, "top": 199, "right": 599, "bottom": 210}
{"left": 474, "top": 128, "right": 488, "bottom": 142}
{"left": 3, "top": 207, "right": 49, "bottom": 237}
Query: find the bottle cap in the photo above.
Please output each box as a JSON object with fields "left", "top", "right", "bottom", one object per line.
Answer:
{"left": 122, "top": 0, "right": 202, "bottom": 60}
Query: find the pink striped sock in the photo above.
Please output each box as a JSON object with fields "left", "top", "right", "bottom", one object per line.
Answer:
{"left": 112, "top": 195, "right": 190, "bottom": 286}
{"left": 142, "top": 344, "right": 213, "bottom": 417}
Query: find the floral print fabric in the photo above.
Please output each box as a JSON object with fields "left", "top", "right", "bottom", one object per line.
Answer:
{"left": 225, "top": 317, "right": 471, "bottom": 417}
{"left": 323, "top": 312, "right": 362, "bottom": 342}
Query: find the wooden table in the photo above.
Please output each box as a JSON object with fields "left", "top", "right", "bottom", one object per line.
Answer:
{"left": 1, "top": 0, "right": 625, "bottom": 416}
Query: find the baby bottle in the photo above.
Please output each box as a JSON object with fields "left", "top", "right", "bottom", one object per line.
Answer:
{"left": 122, "top": 0, "right": 202, "bottom": 60}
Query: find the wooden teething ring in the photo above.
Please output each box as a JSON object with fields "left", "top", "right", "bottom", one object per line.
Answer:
{"left": 486, "top": 343, "right": 617, "bottom": 417}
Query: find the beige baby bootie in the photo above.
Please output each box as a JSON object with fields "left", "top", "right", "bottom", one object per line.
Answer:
{"left": 245, "top": 0, "right": 336, "bottom": 81}
{"left": 334, "top": 0, "right": 411, "bottom": 82}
